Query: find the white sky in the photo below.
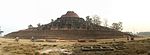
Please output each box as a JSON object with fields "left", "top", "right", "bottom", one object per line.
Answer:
{"left": 0, "top": 0, "right": 150, "bottom": 35}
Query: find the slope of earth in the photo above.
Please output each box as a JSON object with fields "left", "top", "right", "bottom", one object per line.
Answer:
{"left": 5, "top": 11, "right": 126, "bottom": 39}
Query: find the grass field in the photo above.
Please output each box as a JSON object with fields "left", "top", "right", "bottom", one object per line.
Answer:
{"left": 0, "top": 36, "right": 149, "bottom": 55}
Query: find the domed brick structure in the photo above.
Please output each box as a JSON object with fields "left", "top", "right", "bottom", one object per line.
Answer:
{"left": 61, "top": 11, "right": 79, "bottom": 18}
{"left": 4, "top": 11, "right": 130, "bottom": 39}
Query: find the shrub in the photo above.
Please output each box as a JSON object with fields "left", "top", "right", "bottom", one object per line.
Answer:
{"left": 136, "top": 49, "right": 147, "bottom": 54}
{"left": 42, "top": 53, "right": 47, "bottom": 55}
{"left": 35, "top": 52, "right": 40, "bottom": 55}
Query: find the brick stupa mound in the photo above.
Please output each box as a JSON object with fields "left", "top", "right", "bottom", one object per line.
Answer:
{"left": 5, "top": 11, "right": 128, "bottom": 39}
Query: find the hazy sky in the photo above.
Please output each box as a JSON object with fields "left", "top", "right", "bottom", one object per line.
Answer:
{"left": 0, "top": 0, "right": 150, "bottom": 35}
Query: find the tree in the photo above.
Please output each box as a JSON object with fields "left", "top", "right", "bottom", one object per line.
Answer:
{"left": 0, "top": 26, "right": 3, "bottom": 35}
{"left": 103, "top": 18, "right": 108, "bottom": 27}
{"left": 28, "top": 24, "right": 33, "bottom": 29}
{"left": 92, "top": 15, "right": 101, "bottom": 26}
{"left": 111, "top": 22, "right": 123, "bottom": 31}
{"left": 86, "top": 16, "right": 92, "bottom": 23}
{"left": 37, "top": 23, "right": 41, "bottom": 27}
{"left": 85, "top": 16, "right": 93, "bottom": 29}
{"left": 51, "top": 19, "right": 54, "bottom": 22}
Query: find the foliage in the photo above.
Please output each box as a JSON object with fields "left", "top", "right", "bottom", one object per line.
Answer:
{"left": 111, "top": 22, "right": 123, "bottom": 31}
{"left": 92, "top": 15, "right": 102, "bottom": 26}
{"left": 0, "top": 26, "right": 3, "bottom": 35}
{"left": 103, "top": 18, "right": 108, "bottom": 27}
{"left": 137, "top": 32, "right": 150, "bottom": 36}
{"left": 37, "top": 23, "right": 41, "bottom": 27}
{"left": 51, "top": 19, "right": 54, "bottom": 22}
{"left": 86, "top": 16, "right": 92, "bottom": 23}
{"left": 28, "top": 24, "right": 33, "bottom": 29}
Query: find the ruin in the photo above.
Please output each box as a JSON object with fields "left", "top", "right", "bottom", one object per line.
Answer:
{"left": 5, "top": 11, "right": 129, "bottom": 39}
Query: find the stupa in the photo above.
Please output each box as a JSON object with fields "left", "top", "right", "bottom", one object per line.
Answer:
{"left": 5, "top": 11, "right": 128, "bottom": 39}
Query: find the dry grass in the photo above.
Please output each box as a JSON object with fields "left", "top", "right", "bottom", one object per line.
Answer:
{"left": 0, "top": 37, "right": 149, "bottom": 55}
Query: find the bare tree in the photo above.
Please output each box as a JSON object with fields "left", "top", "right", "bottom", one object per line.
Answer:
{"left": 111, "top": 22, "right": 123, "bottom": 31}
{"left": 37, "top": 23, "right": 41, "bottom": 27}
{"left": 92, "top": 15, "right": 101, "bottom": 26}
{"left": 86, "top": 16, "right": 92, "bottom": 23}
{"left": 103, "top": 18, "right": 108, "bottom": 27}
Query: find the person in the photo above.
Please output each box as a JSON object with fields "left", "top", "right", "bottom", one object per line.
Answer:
{"left": 31, "top": 36, "right": 35, "bottom": 42}
{"left": 15, "top": 37, "right": 19, "bottom": 42}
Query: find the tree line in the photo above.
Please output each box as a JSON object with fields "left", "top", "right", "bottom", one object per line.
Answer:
{"left": 27, "top": 15, "right": 123, "bottom": 31}
{"left": 85, "top": 15, "right": 123, "bottom": 31}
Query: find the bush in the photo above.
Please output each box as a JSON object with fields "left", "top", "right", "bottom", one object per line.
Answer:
{"left": 42, "top": 53, "right": 47, "bottom": 55}
{"left": 148, "top": 51, "right": 150, "bottom": 55}
{"left": 136, "top": 49, "right": 147, "bottom": 54}
{"left": 35, "top": 52, "right": 40, "bottom": 55}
